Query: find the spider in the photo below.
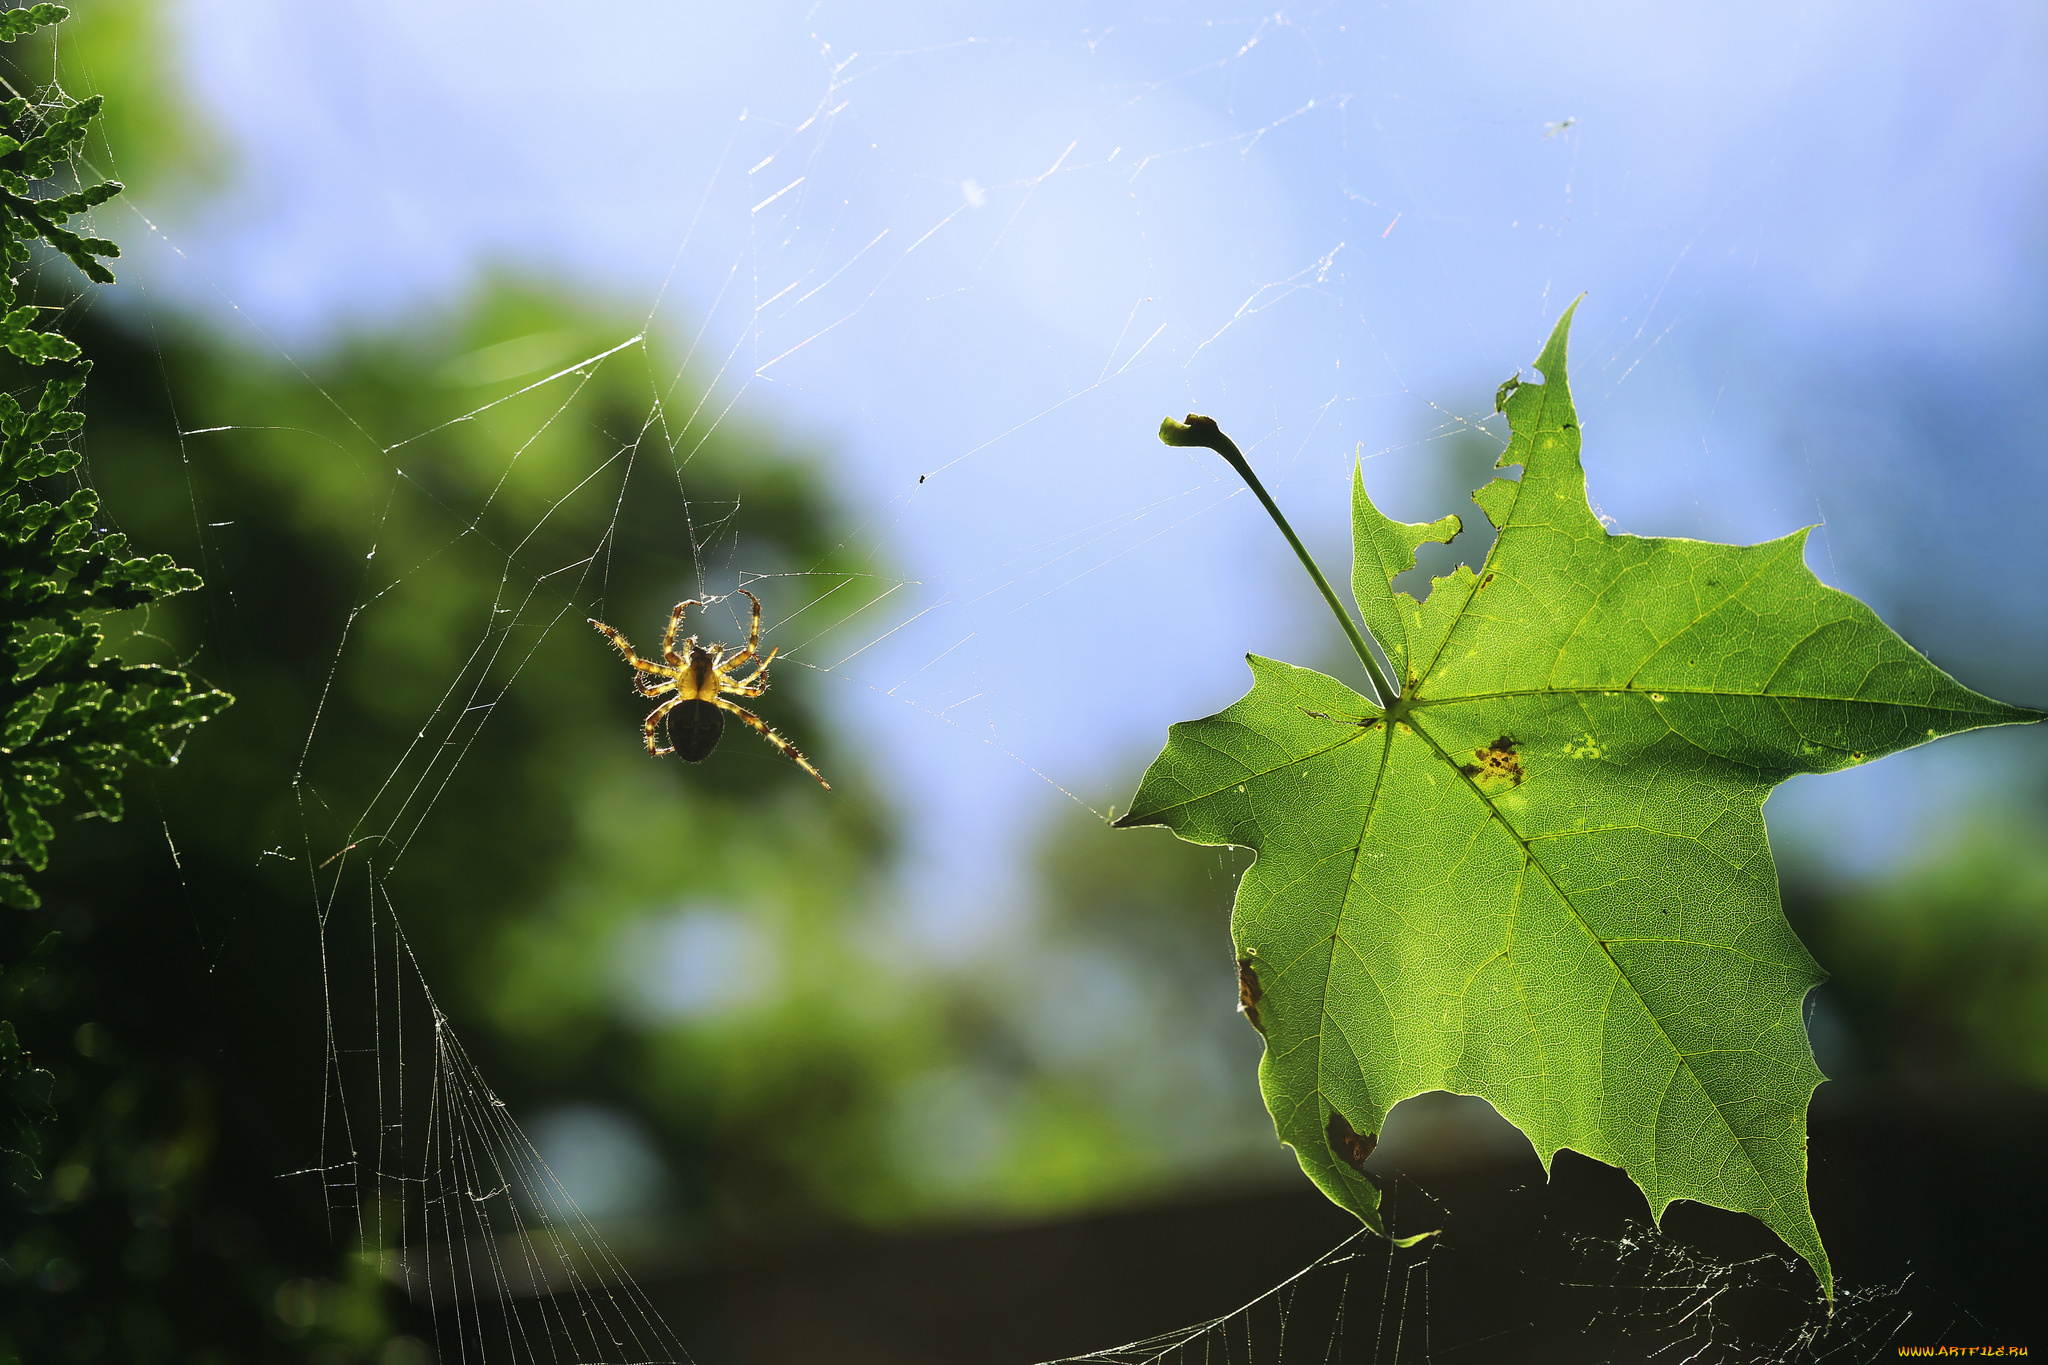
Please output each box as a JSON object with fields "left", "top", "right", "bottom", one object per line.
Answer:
{"left": 589, "top": 589, "right": 829, "bottom": 789}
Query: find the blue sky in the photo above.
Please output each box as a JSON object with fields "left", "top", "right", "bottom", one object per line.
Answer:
{"left": 97, "top": 0, "right": 2048, "bottom": 949}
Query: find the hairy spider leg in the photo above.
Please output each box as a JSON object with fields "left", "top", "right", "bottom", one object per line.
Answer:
{"left": 730, "top": 645, "right": 779, "bottom": 695}
{"left": 660, "top": 598, "right": 708, "bottom": 666}
{"left": 713, "top": 696, "right": 829, "bottom": 789}
{"left": 719, "top": 589, "right": 765, "bottom": 672}
{"left": 640, "top": 695, "right": 684, "bottom": 757}
{"left": 589, "top": 618, "right": 680, "bottom": 684}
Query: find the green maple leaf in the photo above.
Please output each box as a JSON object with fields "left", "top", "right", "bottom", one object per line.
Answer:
{"left": 1115, "top": 302, "right": 2041, "bottom": 1296}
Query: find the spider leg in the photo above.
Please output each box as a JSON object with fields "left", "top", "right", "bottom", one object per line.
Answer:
{"left": 642, "top": 696, "right": 683, "bottom": 756}
{"left": 661, "top": 599, "right": 706, "bottom": 666}
{"left": 721, "top": 589, "right": 765, "bottom": 671}
{"left": 713, "top": 696, "right": 829, "bottom": 790}
{"left": 590, "top": 619, "right": 679, "bottom": 681}
{"left": 729, "top": 645, "right": 779, "bottom": 695}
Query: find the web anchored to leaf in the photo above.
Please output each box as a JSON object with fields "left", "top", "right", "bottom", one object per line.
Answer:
{"left": 1116, "top": 301, "right": 2042, "bottom": 1298}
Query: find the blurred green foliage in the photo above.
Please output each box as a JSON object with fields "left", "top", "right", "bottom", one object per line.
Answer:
{"left": 1795, "top": 801, "right": 2048, "bottom": 1096}
{"left": 863, "top": 806, "right": 1284, "bottom": 1226}
{"left": 1, "top": 274, "right": 904, "bottom": 1358}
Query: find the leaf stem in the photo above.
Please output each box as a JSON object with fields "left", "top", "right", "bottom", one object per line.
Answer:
{"left": 1159, "top": 414, "right": 1396, "bottom": 709}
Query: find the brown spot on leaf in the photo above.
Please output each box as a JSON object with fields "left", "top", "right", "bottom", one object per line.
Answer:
{"left": 1326, "top": 1109, "right": 1378, "bottom": 1173}
{"left": 1465, "top": 734, "right": 1524, "bottom": 788}
{"left": 1237, "top": 959, "right": 1264, "bottom": 1034}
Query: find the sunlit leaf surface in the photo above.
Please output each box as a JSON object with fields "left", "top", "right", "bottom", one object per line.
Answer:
{"left": 1117, "top": 305, "right": 2042, "bottom": 1295}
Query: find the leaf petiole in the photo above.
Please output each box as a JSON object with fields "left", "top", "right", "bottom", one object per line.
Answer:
{"left": 1159, "top": 414, "right": 1398, "bottom": 709}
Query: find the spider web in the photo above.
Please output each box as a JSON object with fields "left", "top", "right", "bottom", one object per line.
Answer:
{"left": 1039, "top": 1225, "right": 1947, "bottom": 1365}
{"left": 39, "top": 1, "right": 2048, "bottom": 1361}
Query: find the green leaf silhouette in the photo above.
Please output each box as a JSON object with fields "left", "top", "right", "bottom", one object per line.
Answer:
{"left": 0, "top": 4, "right": 228, "bottom": 1188}
{"left": 1116, "top": 303, "right": 2041, "bottom": 1297}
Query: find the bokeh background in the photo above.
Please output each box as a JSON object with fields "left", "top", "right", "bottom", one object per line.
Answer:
{"left": 4, "top": 1, "right": 2045, "bottom": 1361}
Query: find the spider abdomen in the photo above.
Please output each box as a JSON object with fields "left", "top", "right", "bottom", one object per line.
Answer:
{"left": 667, "top": 699, "right": 726, "bottom": 763}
